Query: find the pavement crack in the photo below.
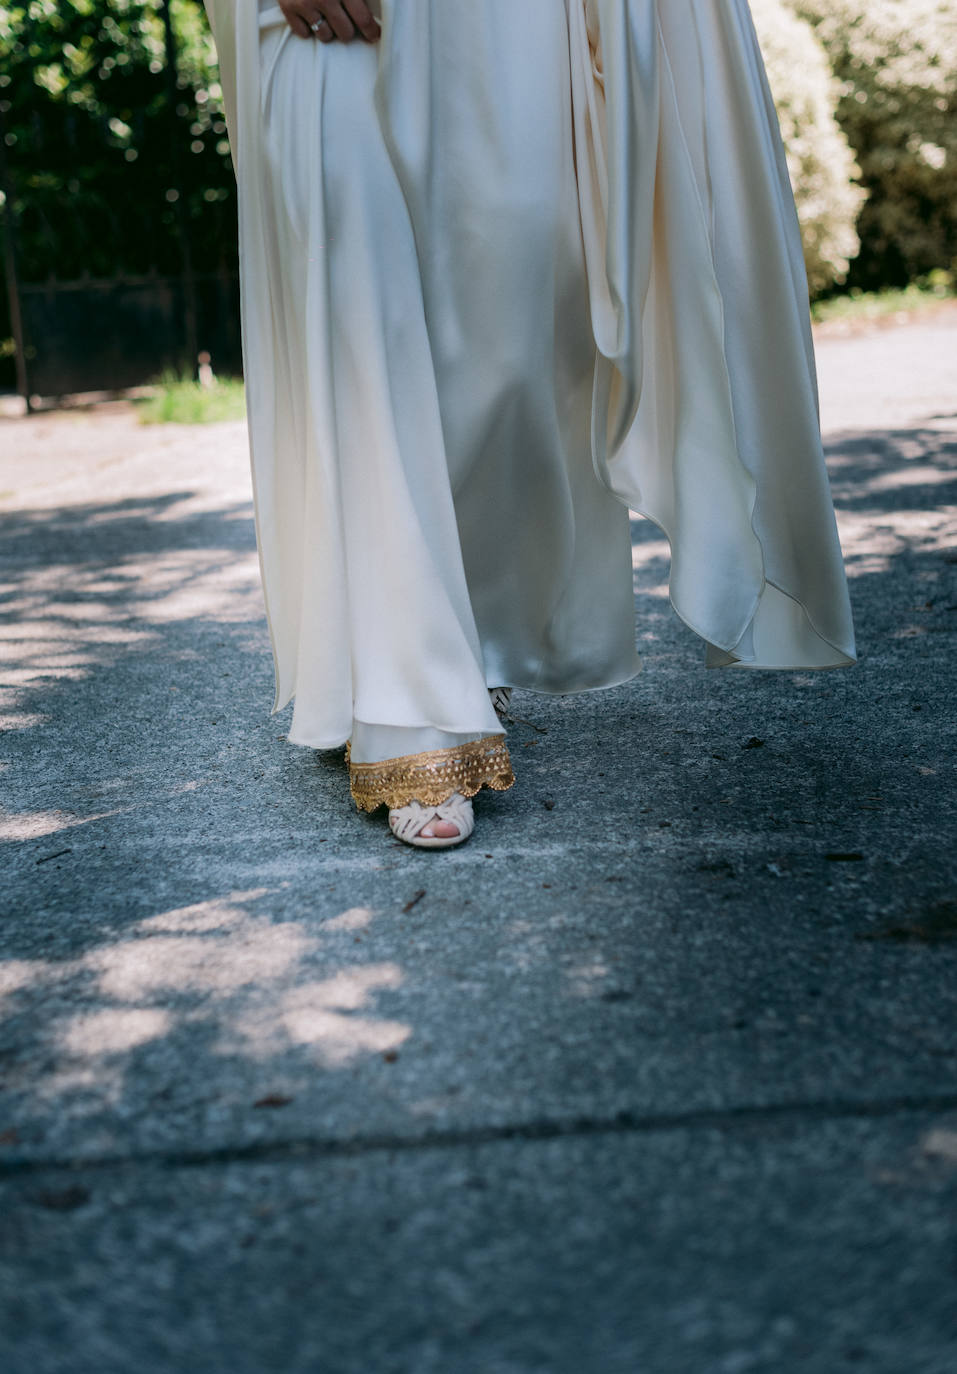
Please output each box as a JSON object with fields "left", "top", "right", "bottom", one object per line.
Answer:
{"left": 4, "top": 1091, "right": 957, "bottom": 1179}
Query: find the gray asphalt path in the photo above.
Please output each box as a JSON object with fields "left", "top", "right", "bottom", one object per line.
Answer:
{"left": 1, "top": 311, "right": 956, "bottom": 1373}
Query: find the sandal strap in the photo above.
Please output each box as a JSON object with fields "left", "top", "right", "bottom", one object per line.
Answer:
{"left": 489, "top": 687, "right": 513, "bottom": 722}
{"left": 434, "top": 793, "right": 475, "bottom": 829}
{"left": 389, "top": 792, "right": 475, "bottom": 843}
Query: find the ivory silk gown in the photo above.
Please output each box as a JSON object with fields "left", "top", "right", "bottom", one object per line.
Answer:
{"left": 204, "top": 0, "right": 857, "bottom": 812}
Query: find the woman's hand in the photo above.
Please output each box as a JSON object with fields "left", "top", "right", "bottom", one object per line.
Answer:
{"left": 278, "top": 1, "right": 381, "bottom": 44}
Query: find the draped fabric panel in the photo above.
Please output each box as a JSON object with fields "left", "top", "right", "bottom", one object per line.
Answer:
{"left": 570, "top": 0, "right": 856, "bottom": 668}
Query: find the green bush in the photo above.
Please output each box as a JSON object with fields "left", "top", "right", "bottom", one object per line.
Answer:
{"left": 791, "top": 0, "right": 957, "bottom": 291}
{"left": 751, "top": 0, "right": 866, "bottom": 297}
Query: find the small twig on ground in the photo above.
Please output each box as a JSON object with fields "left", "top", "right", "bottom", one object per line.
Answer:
{"left": 36, "top": 849, "right": 72, "bottom": 865}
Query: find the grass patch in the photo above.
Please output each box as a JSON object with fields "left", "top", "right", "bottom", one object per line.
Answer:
{"left": 136, "top": 371, "right": 246, "bottom": 425}
{"left": 812, "top": 269, "right": 955, "bottom": 326}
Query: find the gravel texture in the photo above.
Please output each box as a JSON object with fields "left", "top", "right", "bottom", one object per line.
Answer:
{"left": 0, "top": 311, "right": 955, "bottom": 1372}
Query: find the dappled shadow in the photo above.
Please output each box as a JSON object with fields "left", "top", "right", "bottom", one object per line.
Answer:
{"left": 629, "top": 420, "right": 957, "bottom": 635}
{"left": 826, "top": 423, "right": 957, "bottom": 514}
{"left": 825, "top": 427, "right": 956, "bottom": 626}
{"left": 0, "top": 890, "right": 409, "bottom": 1116}
{"left": 0, "top": 490, "right": 260, "bottom": 674}
{"left": 0, "top": 478, "right": 429, "bottom": 1161}
{"left": 0, "top": 410, "right": 955, "bottom": 1169}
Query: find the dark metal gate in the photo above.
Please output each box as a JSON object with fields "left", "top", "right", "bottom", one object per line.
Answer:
{"left": 15, "top": 269, "right": 241, "bottom": 399}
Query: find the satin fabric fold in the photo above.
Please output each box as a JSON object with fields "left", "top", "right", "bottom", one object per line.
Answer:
{"left": 569, "top": 0, "right": 856, "bottom": 668}
{"left": 256, "top": 10, "right": 507, "bottom": 752}
{"left": 205, "top": 0, "right": 855, "bottom": 758}
{"left": 210, "top": 0, "right": 641, "bottom": 755}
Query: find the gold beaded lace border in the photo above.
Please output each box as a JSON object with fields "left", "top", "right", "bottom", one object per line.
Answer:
{"left": 347, "top": 734, "right": 515, "bottom": 813}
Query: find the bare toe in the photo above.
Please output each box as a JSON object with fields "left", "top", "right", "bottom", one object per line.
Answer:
{"left": 423, "top": 817, "right": 460, "bottom": 839}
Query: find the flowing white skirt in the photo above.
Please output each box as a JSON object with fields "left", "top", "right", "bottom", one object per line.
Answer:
{"left": 257, "top": 1, "right": 639, "bottom": 777}
{"left": 206, "top": 0, "right": 856, "bottom": 808}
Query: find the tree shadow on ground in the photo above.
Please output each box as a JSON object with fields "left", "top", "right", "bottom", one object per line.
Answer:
{"left": 0, "top": 419, "right": 955, "bottom": 1166}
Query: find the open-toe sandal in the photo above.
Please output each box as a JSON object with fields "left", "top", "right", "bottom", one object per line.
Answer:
{"left": 388, "top": 792, "right": 475, "bottom": 849}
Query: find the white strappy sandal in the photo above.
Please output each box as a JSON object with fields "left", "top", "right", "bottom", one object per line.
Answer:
{"left": 489, "top": 686, "right": 513, "bottom": 722}
{"left": 388, "top": 792, "right": 475, "bottom": 849}
{"left": 385, "top": 689, "right": 511, "bottom": 849}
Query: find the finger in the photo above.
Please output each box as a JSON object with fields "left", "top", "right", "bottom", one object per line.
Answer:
{"left": 316, "top": 1, "right": 358, "bottom": 42}
{"left": 281, "top": 4, "right": 313, "bottom": 38}
{"left": 298, "top": 7, "right": 336, "bottom": 42}
{"left": 342, "top": 0, "right": 381, "bottom": 42}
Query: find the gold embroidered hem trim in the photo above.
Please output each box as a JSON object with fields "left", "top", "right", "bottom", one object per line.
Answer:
{"left": 347, "top": 734, "right": 515, "bottom": 813}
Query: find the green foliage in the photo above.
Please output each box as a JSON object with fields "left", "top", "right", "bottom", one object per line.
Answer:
{"left": 751, "top": 0, "right": 866, "bottom": 296}
{"left": 0, "top": 0, "right": 236, "bottom": 280}
{"left": 135, "top": 368, "right": 245, "bottom": 423}
{"left": 791, "top": 0, "right": 957, "bottom": 291}
{"left": 2, "top": 0, "right": 956, "bottom": 338}
{"left": 810, "top": 268, "right": 956, "bottom": 324}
